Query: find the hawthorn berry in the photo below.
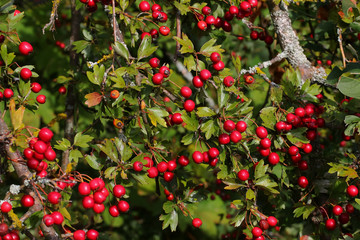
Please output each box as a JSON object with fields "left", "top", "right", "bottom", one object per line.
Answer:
{"left": 48, "top": 191, "right": 61, "bottom": 204}
{"left": 213, "top": 61, "right": 225, "bottom": 71}
{"left": 31, "top": 82, "right": 42, "bottom": 93}
{"left": 325, "top": 218, "right": 336, "bottom": 230}
{"left": 298, "top": 176, "right": 309, "bottom": 188}
{"left": 149, "top": 57, "right": 160, "bottom": 68}
{"left": 21, "top": 195, "right": 35, "bottom": 207}
{"left": 223, "top": 76, "right": 234, "bottom": 87}
{"left": 202, "top": 6, "right": 211, "bottom": 15}
{"left": 159, "top": 66, "right": 170, "bottom": 78}
{"left": 256, "top": 126, "right": 268, "bottom": 139}
{"left": 147, "top": 167, "right": 159, "bottom": 178}
{"left": 184, "top": 99, "right": 195, "bottom": 112}
{"left": 3, "top": 89, "right": 13, "bottom": 99}
{"left": 171, "top": 113, "right": 183, "bottom": 125}
{"left": 288, "top": 146, "right": 299, "bottom": 156}
{"left": 210, "top": 52, "right": 221, "bottom": 63}
{"left": 117, "top": 200, "right": 130, "bottom": 212}
{"left": 208, "top": 148, "right": 219, "bottom": 158}
{"left": 133, "top": 161, "right": 143, "bottom": 171}
{"left": 229, "top": 6, "right": 239, "bottom": 15}
{"left": 58, "top": 86, "right": 67, "bottom": 94}
{"left": 222, "top": 21, "right": 232, "bottom": 32}
{"left": 19, "top": 42, "right": 33, "bottom": 55}
{"left": 205, "top": 15, "right": 216, "bottom": 25}
{"left": 36, "top": 95, "right": 46, "bottom": 104}
{"left": 259, "top": 219, "right": 269, "bottom": 230}
{"left": 93, "top": 203, "right": 105, "bottom": 213}
{"left": 109, "top": 205, "right": 120, "bottom": 217}
{"left": 73, "top": 230, "right": 86, "bottom": 240}
{"left": 223, "top": 120, "right": 235, "bottom": 132}
{"left": 0, "top": 202, "right": 12, "bottom": 213}
{"left": 180, "top": 86, "right": 192, "bottom": 98}
{"left": 219, "top": 133, "right": 230, "bottom": 145}
{"left": 260, "top": 138, "right": 271, "bottom": 149}
{"left": 298, "top": 160, "right": 308, "bottom": 170}
{"left": 178, "top": 155, "right": 190, "bottom": 166}
{"left": 268, "top": 152, "right": 279, "bottom": 165}
{"left": 197, "top": 21, "right": 207, "bottom": 31}
{"left": 230, "top": 131, "right": 242, "bottom": 143}
{"left": 236, "top": 121, "right": 247, "bottom": 132}
{"left": 151, "top": 4, "right": 161, "bottom": 12}
{"left": 163, "top": 172, "right": 175, "bottom": 182}
{"left": 157, "top": 161, "right": 168, "bottom": 172}
{"left": 43, "top": 214, "right": 54, "bottom": 226}
{"left": 159, "top": 26, "right": 170, "bottom": 36}
{"left": 199, "top": 69, "right": 211, "bottom": 81}
{"left": 167, "top": 160, "right": 177, "bottom": 171}
{"left": 332, "top": 205, "right": 343, "bottom": 216}
{"left": 252, "top": 227, "right": 263, "bottom": 237}
{"left": 346, "top": 204, "right": 354, "bottom": 214}
{"left": 237, "top": 169, "right": 249, "bottom": 181}
{"left": 86, "top": 229, "right": 99, "bottom": 240}
{"left": 82, "top": 196, "right": 95, "bottom": 209}
{"left": 192, "top": 76, "right": 204, "bottom": 88}
{"left": 267, "top": 216, "right": 277, "bottom": 226}
{"left": 192, "top": 218, "right": 202, "bottom": 228}
{"left": 347, "top": 185, "right": 358, "bottom": 197}
{"left": 244, "top": 75, "right": 254, "bottom": 84}
{"left": 110, "top": 90, "right": 120, "bottom": 99}
{"left": 138, "top": 1, "right": 150, "bottom": 12}
{"left": 240, "top": 1, "right": 251, "bottom": 12}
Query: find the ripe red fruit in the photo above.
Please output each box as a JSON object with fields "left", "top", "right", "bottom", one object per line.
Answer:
{"left": 178, "top": 155, "right": 190, "bottom": 166}
{"left": 229, "top": 6, "right": 239, "bottom": 15}
{"left": 267, "top": 216, "right": 277, "bottom": 226}
{"left": 19, "top": 42, "right": 33, "bottom": 55}
{"left": 264, "top": 35, "right": 273, "bottom": 45}
{"left": 347, "top": 185, "right": 358, "bottom": 197}
{"left": 150, "top": 28, "right": 159, "bottom": 38}
{"left": 82, "top": 196, "right": 95, "bottom": 209}
{"left": 147, "top": 166, "right": 159, "bottom": 178}
{"left": 197, "top": 21, "right": 207, "bottom": 31}
{"left": 157, "top": 161, "right": 168, "bottom": 172}
{"left": 259, "top": 147, "right": 270, "bottom": 157}
{"left": 210, "top": 52, "right": 221, "bottom": 63}
{"left": 86, "top": 229, "right": 99, "bottom": 240}
{"left": 230, "top": 131, "right": 242, "bottom": 143}
{"left": 209, "top": 148, "right": 219, "bottom": 158}
{"left": 294, "top": 107, "right": 305, "bottom": 117}
{"left": 38, "top": 128, "right": 53, "bottom": 142}
{"left": 167, "top": 193, "right": 174, "bottom": 200}
{"left": 3, "top": 89, "right": 14, "bottom": 99}
{"left": 139, "top": 1, "right": 150, "bottom": 12}
{"left": 214, "top": 17, "right": 222, "bottom": 28}
{"left": 219, "top": 133, "right": 230, "bottom": 145}
{"left": 192, "top": 75, "right": 204, "bottom": 88}
{"left": 36, "top": 95, "right": 46, "bottom": 104}
{"left": 184, "top": 99, "right": 195, "bottom": 112}
{"left": 202, "top": 6, "right": 211, "bottom": 15}
{"left": 23, "top": 148, "right": 34, "bottom": 159}
{"left": 240, "top": 1, "right": 251, "bottom": 12}
{"left": 48, "top": 191, "right": 61, "bottom": 205}
{"left": 223, "top": 76, "right": 234, "bottom": 87}
{"left": 163, "top": 172, "right": 175, "bottom": 182}
{"left": 20, "top": 68, "right": 32, "bottom": 80}
{"left": 151, "top": 4, "right": 161, "bottom": 11}
{"left": 21, "top": 195, "right": 34, "bottom": 207}
{"left": 244, "top": 75, "right": 254, "bottom": 84}
{"left": 13, "top": 10, "right": 21, "bottom": 16}
{"left": 94, "top": 191, "right": 107, "bottom": 204}
{"left": 223, "top": 120, "right": 235, "bottom": 132}
{"left": 252, "top": 227, "right": 263, "bottom": 237}
{"left": 58, "top": 86, "right": 67, "bottom": 94}
{"left": 159, "top": 66, "right": 170, "bottom": 78}
{"left": 268, "top": 152, "right": 279, "bottom": 165}
{"left": 288, "top": 146, "right": 299, "bottom": 156}
{"left": 93, "top": 203, "right": 105, "bottom": 213}
{"left": 73, "top": 230, "right": 86, "bottom": 240}
{"left": 250, "top": 31, "right": 259, "bottom": 40}
{"left": 298, "top": 160, "right": 308, "bottom": 170}
{"left": 260, "top": 138, "right": 271, "bottom": 149}
{"left": 171, "top": 113, "right": 183, "bottom": 125}
{"left": 306, "top": 130, "right": 317, "bottom": 141}
{"left": 44, "top": 147, "right": 56, "bottom": 161}
{"left": 237, "top": 169, "right": 249, "bottom": 181}
{"left": 302, "top": 143, "right": 312, "bottom": 154}
{"left": 1, "top": 202, "right": 12, "bottom": 213}
{"left": 133, "top": 161, "right": 143, "bottom": 171}
{"left": 298, "top": 176, "right": 309, "bottom": 188}
{"left": 256, "top": 126, "right": 268, "bottom": 139}
{"left": 30, "top": 82, "right": 42, "bottom": 93}
{"left": 213, "top": 61, "right": 225, "bottom": 71}
{"left": 192, "top": 218, "right": 202, "bottom": 228}
{"left": 152, "top": 73, "right": 164, "bottom": 85}
{"left": 222, "top": 21, "right": 232, "bottom": 32}
{"left": 205, "top": 15, "right": 216, "bottom": 25}
{"left": 224, "top": 11, "right": 234, "bottom": 20}
{"left": 192, "top": 151, "right": 204, "bottom": 164}
{"left": 332, "top": 205, "right": 343, "bottom": 216}
{"left": 346, "top": 204, "right": 354, "bottom": 213}
{"left": 325, "top": 218, "right": 336, "bottom": 230}
{"left": 180, "top": 86, "right": 192, "bottom": 98}
{"left": 149, "top": 58, "right": 160, "bottom": 68}
{"left": 109, "top": 205, "right": 120, "bottom": 217}
{"left": 199, "top": 69, "right": 211, "bottom": 81}
{"left": 259, "top": 219, "right": 269, "bottom": 230}
{"left": 78, "top": 182, "right": 91, "bottom": 196}
{"left": 117, "top": 200, "right": 130, "bottom": 212}
{"left": 43, "top": 214, "right": 54, "bottom": 226}
{"left": 236, "top": 121, "right": 247, "bottom": 132}
{"left": 159, "top": 26, "right": 170, "bottom": 36}
{"left": 167, "top": 160, "right": 177, "bottom": 171}
{"left": 339, "top": 212, "right": 350, "bottom": 224}
{"left": 248, "top": 0, "right": 258, "bottom": 7}
{"left": 34, "top": 140, "right": 47, "bottom": 154}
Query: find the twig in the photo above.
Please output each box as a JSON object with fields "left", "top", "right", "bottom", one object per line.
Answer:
{"left": 337, "top": 28, "right": 346, "bottom": 68}
{"left": 136, "top": 73, "right": 149, "bottom": 124}
{"left": 42, "top": 0, "right": 62, "bottom": 34}
{"left": 175, "top": 10, "right": 181, "bottom": 61}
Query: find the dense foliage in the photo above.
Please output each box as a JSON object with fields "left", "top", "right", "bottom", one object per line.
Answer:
{"left": 1, "top": 0, "right": 360, "bottom": 239}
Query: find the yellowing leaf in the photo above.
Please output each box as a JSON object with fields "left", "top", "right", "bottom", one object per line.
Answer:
{"left": 85, "top": 92, "right": 103, "bottom": 107}
{"left": 9, "top": 99, "right": 25, "bottom": 131}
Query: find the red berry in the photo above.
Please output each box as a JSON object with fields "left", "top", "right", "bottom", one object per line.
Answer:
{"left": 93, "top": 203, "right": 105, "bottom": 213}
{"left": 150, "top": 29, "right": 159, "bottom": 38}
{"left": 237, "top": 169, "right": 249, "bottom": 181}
{"left": 178, "top": 155, "right": 190, "bottom": 166}
{"left": 109, "top": 205, "right": 120, "bottom": 217}
{"left": 248, "top": 0, "right": 258, "bottom": 7}
{"left": 199, "top": 69, "right": 211, "bottom": 81}
{"left": 298, "top": 160, "right": 308, "bottom": 170}
{"left": 141, "top": 32, "right": 151, "bottom": 40}
{"left": 192, "top": 76, "right": 204, "bottom": 88}
{"left": 159, "top": 66, "right": 170, "bottom": 78}
{"left": 147, "top": 166, "right": 159, "bottom": 178}
{"left": 149, "top": 58, "right": 160, "bottom": 68}
{"left": 171, "top": 113, "right": 183, "bottom": 125}
{"left": 152, "top": 73, "right": 164, "bottom": 85}
{"left": 78, "top": 182, "right": 91, "bottom": 196}
{"left": 151, "top": 4, "right": 161, "bottom": 12}
{"left": 159, "top": 26, "right": 170, "bottom": 36}
{"left": 288, "top": 146, "right": 299, "bottom": 156}
{"left": 229, "top": 6, "right": 239, "bottom": 15}
{"left": 332, "top": 205, "right": 343, "bottom": 216}
{"left": 52, "top": 211, "right": 64, "bottom": 225}
{"left": 43, "top": 214, "right": 54, "bottom": 226}
{"left": 38, "top": 128, "right": 53, "bottom": 142}
{"left": 36, "top": 95, "right": 46, "bottom": 104}
{"left": 180, "top": 86, "right": 192, "bottom": 98}
{"left": 139, "top": 1, "right": 150, "bottom": 12}
{"left": 1, "top": 202, "right": 12, "bottom": 213}
{"left": 259, "top": 219, "right": 269, "bottom": 230}
{"left": 167, "top": 160, "right": 177, "bottom": 171}
{"left": 259, "top": 147, "right": 270, "bottom": 157}
{"left": 236, "top": 121, "right": 247, "bottom": 132}
{"left": 21, "top": 195, "right": 34, "bottom": 207}
{"left": 31, "top": 82, "right": 42, "bottom": 93}
{"left": 157, "top": 161, "right": 168, "bottom": 172}
{"left": 298, "top": 176, "right": 309, "bottom": 188}
{"left": 240, "top": 1, "right": 251, "bottom": 12}
{"left": 3, "top": 89, "right": 13, "bottom": 99}
{"left": 252, "top": 227, "right": 263, "bottom": 237}
{"left": 202, "top": 6, "right": 211, "bottom": 15}
{"left": 208, "top": 148, "right": 219, "bottom": 158}
{"left": 230, "top": 130, "right": 242, "bottom": 143}
{"left": 20, "top": 68, "right": 32, "bottom": 80}
{"left": 256, "top": 126, "right": 268, "bottom": 139}
{"left": 210, "top": 52, "right": 221, "bottom": 63}
{"left": 219, "top": 133, "right": 230, "bottom": 145}
{"left": 347, "top": 185, "right": 358, "bottom": 197}
{"left": 184, "top": 99, "right": 195, "bottom": 112}
{"left": 214, "top": 17, "right": 222, "bottom": 28}
{"left": 58, "top": 86, "right": 67, "bottom": 94}
{"left": 73, "top": 230, "right": 86, "bottom": 240}
{"left": 260, "top": 138, "right": 271, "bottom": 149}
{"left": 192, "top": 218, "right": 202, "bottom": 228}
{"left": 163, "top": 172, "right": 175, "bottom": 182}
{"left": 267, "top": 216, "right": 277, "bottom": 226}
{"left": 82, "top": 196, "right": 94, "bottom": 209}
{"left": 48, "top": 191, "right": 61, "bottom": 205}
{"left": 192, "top": 151, "right": 204, "bottom": 164}
{"left": 44, "top": 148, "right": 56, "bottom": 161}
{"left": 222, "top": 21, "right": 232, "bottom": 32}
{"left": 346, "top": 204, "right": 354, "bottom": 214}
{"left": 223, "top": 120, "right": 235, "bottom": 132}
{"left": 302, "top": 143, "right": 312, "bottom": 154}
{"left": 339, "top": 212, "right": 349, "bottom": 224}
{"left": 268, "top": 152, "right": 279, "bottom": 165}
{"left": 197, "top": 21, "right": 207, "bottom": 31}
{"left": 34, "top": 140, "right": 47, "bottom": 154}
{"left": 325, "top": 218, "right": 336, "bottom": 230}
{"left": 86, "top": 229, "right": 99, "bottom": 240}
{"left": 133, "top": 161, "right": 143, "bottom": 171}
{"left": 94, "top": 191, "right": 107, "bottom": 204}
{"left": 205, "top": 15, "right": 216, "bottom": 25}
{"left": 213, "top": 61, "right": 225, "bottom": 71}
{"left": 223, "top": 76, "right": 234, "bottom": 87}
{"left": 19, "top": 42, "right": 33, "bottom": 55}
{"left": 117, "top": 200, "right": 129, "bottom": 212}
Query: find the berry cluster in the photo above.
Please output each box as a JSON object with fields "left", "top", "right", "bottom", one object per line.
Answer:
{"left": 0, "top": 223, "right": 20, "bottom": 240}
{"left": 139, "top": 1, "right": 170, "bottom": 38}
{"left": 251, "top": 216, "right": 278, "bottom": 240}
{"left": 78, "top": 0, "right": 111, "bottom": 13}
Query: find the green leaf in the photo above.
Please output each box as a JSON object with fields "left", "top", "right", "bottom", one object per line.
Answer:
{"left": 230, "top": 211, "right": 246, "bottom": 227}
{"left": 72, "top": 40, "right": 90, "bottom": 53}
{"left": 159, "top": 209, "right": 178, "bottom": 232}
{"left": 342, "top": 0, "right": 357, "bottom": 17}
{"left": 271, "top": 164, "right": 282, "bottom": 179}
{"left": 59, "top": 207, "right": 71, "bottom": 221}
{"left": 85, "top": 154, "right": 102, "bottom": 170}
{"left": 74, "top": 133, "right": 94, "bottom": 148}
{"left": 181, "top": 133, "right": 194, "bottom": 145}
{"left": 259, "top": 107, "right": 277, "bottom": 131}
{"left": 181, "top": 112, "right": 199, "bottom": 131}
{"left": 104, "top": 166, "right": 117, "bottom": 179}
{"left": 293, "top": 205, "right": 316, "bottom": 219}
{"left": 223, "top": 179, "right": 245, "bottom": 190}
{"left": 96, "top": 139, "right": 118, "bottom": 163}
{"left": 344, "top": 115, "right": 360, "bottom": 125}
{"left": 1, "top": 44, "right": 15, "bottom": 66}
{"left": 231, "top": 55, "right": 242, "bottom": 75}
{"left": 113, "top": 41, "right": 129, "bottom": 62}
{"left": 173, "top": 1, "right": 190, "bottom": 15}
{"left": 173, "top": 33, "right": 194, "bottom": 54}
{"left": 255, "top": 177, "right": 279, "bottom": 194}
{"left": 218, "top": 85, "right": 230, "bottom": 109}
{"left": 163, "top": 201, "right": 175, "bottom": 214}
{"left": 114, "top": 138, "right": 133, "bottom": 162}
{"left": 69, "top": 149, "right": 82, "bottom": 164}
{"left": 137, "top": 35, "right": 158, "bottom": 61}
{"left": 270, "top": 86, "right": 283, "bottom": 104}
{"left": 147, "top": 107, "right": 169, "bottom": 127}
{"left": 183, "top": 55, "right": 196, "bottom": 71}
{"left": 254, "top": 160, "right": 268, "bottom": 180}
{"left": 338, "top": 76, "right": 360, "bottom": 99}
{"left": 196, "top": 107, "right": 216, "bottom": 117}
{"left": 199, "top": 38, "right": 224, "bottom": 56}
{"left": 200, "top": 119, "right": 216, "bottom": 139}
{"left": 246, "top": 189, "right": 255, "bottom": 200}
{"left": 327, "top": 66, "right": 342, "bottom": 85}
{"left": 54, "top": 138, "right": 71, "bottom": 151}
{"left": 350, "top": 21, "right": 360, "bottom": 32}
{"left": 286, "top": 128, "right": 309, "bottom": 145}
{"left": 87, "top": 64, "right": 105, "bottom": 86}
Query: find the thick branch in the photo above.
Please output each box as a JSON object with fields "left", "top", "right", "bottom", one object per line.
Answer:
{"left": 61, "top": 0, "right": 81, "bottom": 172}
{"left": 268, "top": 1, "right": 327, "bottom": 85}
